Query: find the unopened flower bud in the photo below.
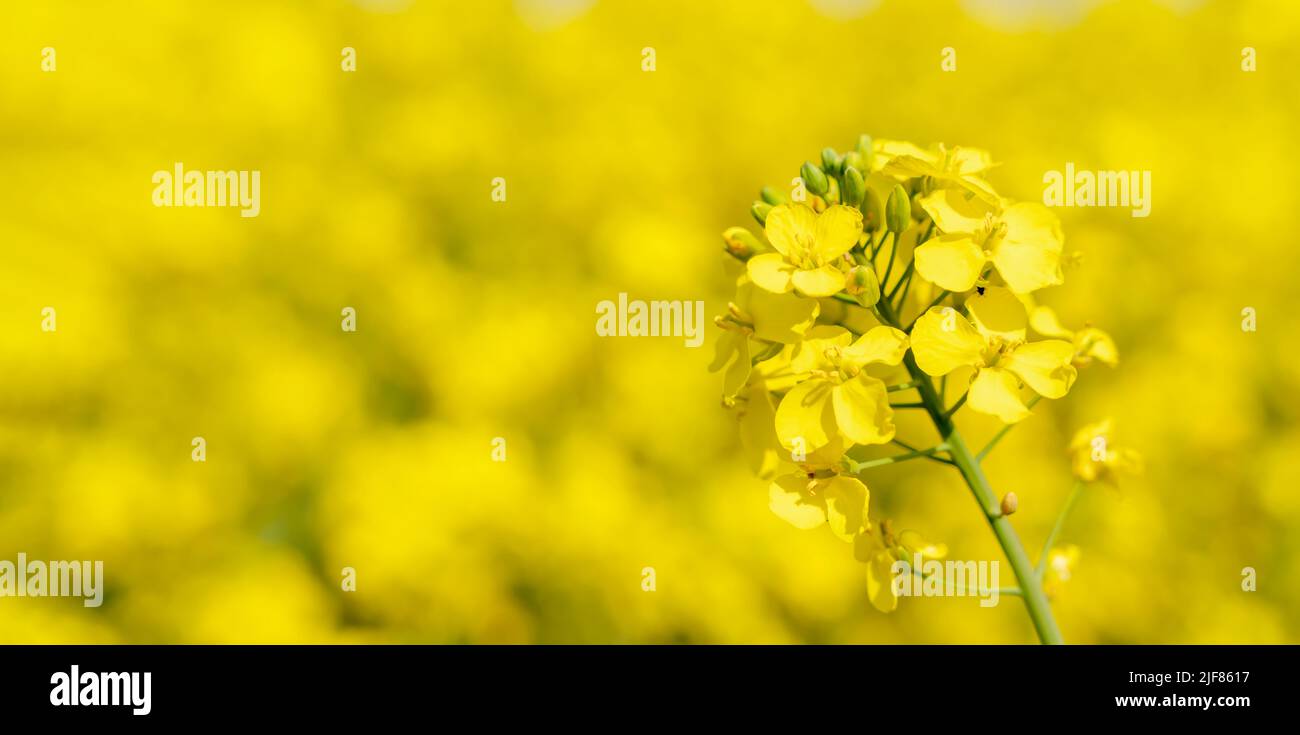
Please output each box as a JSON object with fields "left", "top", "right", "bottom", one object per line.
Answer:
{"left": 760, "top": 186, "right": 787, "bottom": 206}
{"left": 842, "top": 151, "right": 863, "bottom": 172}
{"left": 722, "top": 226, "right": 766, "bottom": 260}
{"left": 751, "top": 201, "right": 772, "bottom": 226}
{"left": 848, "top": 265, "right": 880, "bottom": 306}
{"left": 861, "top": 187, "right": 883, "bottom": 232}
{"left": 821, "top": 147, "right": 843, "bottom": 176}
{"left": 801, "top": 161, "right": 829, "bottom": 197}
{"left": 1000, "top": 492, "right": 1019, "bottom": 516}
{"left": 886, "top": 184, "right": 911, "bottom": 234}
{"left": 842, "top": 165, "right": 866, "bottom": 207}
{"left": 856, "top": 134, "right": 874, "bottom": 171}
{"left": 824, "top": 176, "right": 840, "bottom": 204}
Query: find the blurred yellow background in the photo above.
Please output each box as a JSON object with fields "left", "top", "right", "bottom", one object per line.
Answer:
{"left": 1, "top": 0, "right": 1297, "bottom": 643}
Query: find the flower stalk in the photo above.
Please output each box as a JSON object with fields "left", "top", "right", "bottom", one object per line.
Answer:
{"left": 880, "top": 300, "right": 1064, "bottom": 645}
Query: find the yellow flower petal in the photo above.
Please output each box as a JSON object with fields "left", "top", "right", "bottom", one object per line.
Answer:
{"left": 789, "top": 325, "right": 854, "bottom": 374}
{"left": 746, "top": 252, "right": 796, "bottom": 294}
{"left": 738, "top": 384, "right": 780, "bottom": 480}
{"left": 990, "top": 203, "right": 1063, "bottom": 293}
{"left": 866, "top": 550, "right": 899, "bottom": 613}
{"left": 967, "top": 367, "right": 1031, "bottom": 423}
{"left": 708, "top": 329, "right": 740, "bottom": 372}
{"left": 775, "top": 378, "right": 837, "bottom": 451}
{"left": 763, "top": 204, "right": 815, "bottom": 257}
{"left": 965, "top": 286, "right": 1027, "bottom": 341}
{"left": 1075, "top": 327, "right": 1119, "bottom": 366}
{"left": 913, "top": 234, "right": 986, "bottom": 293}
{"left": 768, "top": 474, "right": 827, "bottom": 530}
{"left": 831, "top": 375, "right": 895, "bottom": 446}
{"left": 791, "top": 264, "right": 847, "bottom": 298}
{"left": 1002, "top": 201, "right": 1063, "bottom": 243}
{"left": 723, "top": 336, "right": 751, "bottom": 399}
{"left": 873, "top": 139, "right": 938, "bottom": 172}
{"left": 1028, "top": 304, "right": 1074, "bottom": 338}
{"left": 880, "top": 153, "right": 936, "bottom": 179}
{"left": 909, "top": 307, "right": 986, "bottom": 376}
{"left": 853, "top": 527, "right": 881, "bottom": 563}
{"left": 820, "top": 475, "right": 868, "bottom": 541}
{"left": 918, "top": 188, "right": 995, "bottom": 234}
{"left": 948, "top": 146, "right": 995, "bottom": 175}
{"left": 801, "top": 436, "right": 851, "bottom": 470}
{"left": 813, "top": 205, "right": 863, "bottom": 261}
{"left": 1003, "top": 339, "right": 1077, "bottom": 398}
{"left": 841, "top": 325, "right": 909, "bottom": 370}
{"left": 744, "top": 283, "right": 820, "bottom": 344}
{"left": 955, "top": 174, "right": 1001, "bottom": 205}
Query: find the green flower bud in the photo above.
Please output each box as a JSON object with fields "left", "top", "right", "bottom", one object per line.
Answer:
{"left": 856, "top": 134, "right": 874, "bottom": 172}
{"left": 801, "top": 161, "right": 829, "bottom": 197}
{"left": 751, "top": 200, "right": 772, "bottom": 226}
{"left": 760, "top": 186, "right": 787, "bottom": 206}
{"left": 842, "top": 165, "right": 866, "bottom": 207}
{"left": 886, "top": 184, "right": 911, "bottom": 234}
{"left": 861, "top": 187, "right": 884, "bottom": 232}
{"left": 821, "top": 147, "right": 843, "bottom": 176}
{"left": 722, "top": 226, "right": 766, "bottom": 261}
{"left": 848, "top": 265, "right": 881, "bottom": 307}
{"left": 824, "top": 176, "right": 840, "bottom": 204}
{"left": 842, "top": 151, "right": 863, "bottom": 172}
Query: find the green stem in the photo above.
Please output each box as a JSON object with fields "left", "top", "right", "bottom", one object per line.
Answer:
{"left": 886, "top": 260, "right": 914, "bottom": 302}
{"left": 1037, "top": 480, "right": 1085, "bottom": 578}
{"left": 881, "top": 231, "right": 899, "bottom": 288}
{"left": 976, "top": 395, "right": 1042, "bottom": 461}
{"left": 943, "top": 392, "right": 967, "bottom": 420}
{"left": 877, "top": 299, "right": 1063, "bottom": 645}
{"left": 890, "top": 438, "right": 953, "bottom": 466}
{"left": 844, "top": 443, "right": 950, "bottom": 473}
{"left": 945, "top": 427, "right": 1063, "bottom": 644}
{"left": 891, "top": 221, "right": 931, "bottom": 314}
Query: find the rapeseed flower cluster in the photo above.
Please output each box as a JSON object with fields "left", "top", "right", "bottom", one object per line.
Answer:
{"left": 712, "top": 137, "right": 1134, "bottom": 631}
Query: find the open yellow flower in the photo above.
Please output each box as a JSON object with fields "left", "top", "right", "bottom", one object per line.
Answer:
{"left": 909, "top": 290, "right": 1077, "bottom": 423}
{"left": 913, "top": 188, "right": 1064, "bottom": 294}
{"left": 768, "top": 471, "right": 868, "bottom": 542}
{"left": 773, "top": 325, "right": 909, "bottom": 452}
{"left": 1025, "top": 301, "right": 1119, "bottom": 368}
{"left": 746, "top": 204, "right": 862, "bottom": 297}
{"left": 710, "top": 279, "right": 821, "bottom": 400}
{"left": 876, "top": 141, "right": 1000, "bottom": 204}
{"left": 1043, "top": 545, "right": 1080, "bottom": 599}
{"left": 1069, "top": 419, "right": 1142, "bottom": 486}
{"left": 854, "top": 520, "right": 948, "bottom": 612}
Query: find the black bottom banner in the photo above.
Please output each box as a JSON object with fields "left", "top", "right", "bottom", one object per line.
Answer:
{"left": 0, "top": 645, "right": 1289, "bottom": 723}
